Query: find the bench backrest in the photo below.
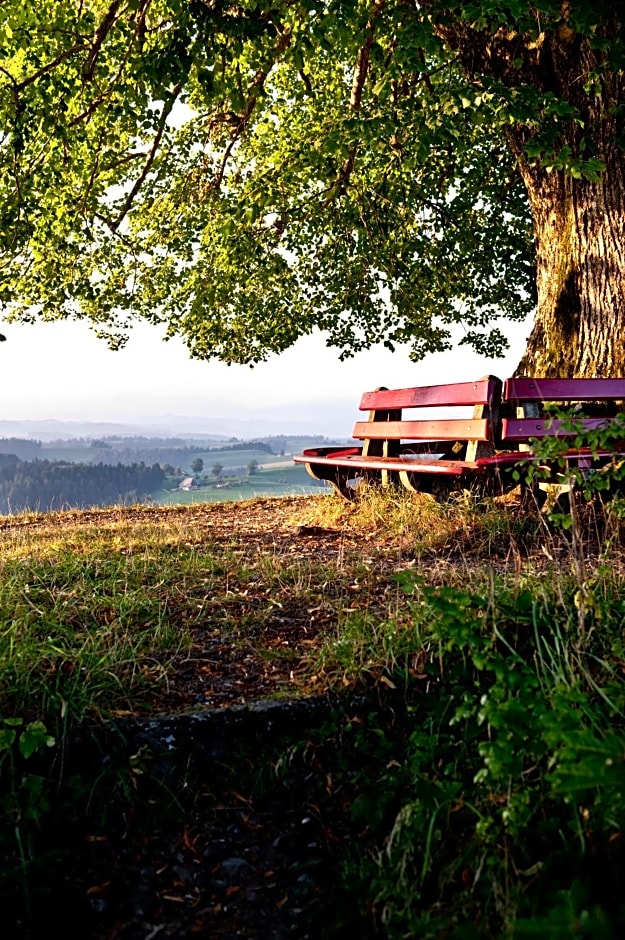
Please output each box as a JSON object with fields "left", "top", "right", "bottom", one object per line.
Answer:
{"left": 359, "top": 378, "right": 500, "bottom": 411}
{"left": 353, "top": 377, "right": 502, "bottom": 459}
{"left": 501, "top": 377, "right": 625, "bottom": 442}
{"left": 350, "top": 375, "right": 625, "bottom": 455}
{"left": 504, "top": 378, "right": 625, "bottom": 401}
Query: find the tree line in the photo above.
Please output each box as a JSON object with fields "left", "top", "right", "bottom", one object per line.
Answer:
{"left": 0, "top": 458, "right": 165, "bottom": 514}
{"left": 0, "top": 438, "right": 43, "bottom": 460}
{"left": 206, "top": 441, "right": 274, "bottom": 455}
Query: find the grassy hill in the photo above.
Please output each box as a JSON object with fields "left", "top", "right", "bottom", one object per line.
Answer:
{"left": 2, "top": 489, "right": 625, "bottom": 937}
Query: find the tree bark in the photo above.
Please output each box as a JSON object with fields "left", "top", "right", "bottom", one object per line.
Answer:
{"left": 508, "top": 27, "right": 625, "bottom": 378}
{"left": 435, "top": 11, "right": 625, "bottom": 377}
{"left": 514, "top": 144, "right": 625, "bottom": 377}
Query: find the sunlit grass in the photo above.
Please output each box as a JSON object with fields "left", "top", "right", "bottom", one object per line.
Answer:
{"left": 2, "top": 487, "right": 625, "bottom": 730}
{"left": 0, "top": 532, "right": 201, "bottom": 722}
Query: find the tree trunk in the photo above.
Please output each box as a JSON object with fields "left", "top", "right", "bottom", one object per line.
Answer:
{"left": 435, "top": 14, "right": 625, "bottom": 378}
{"left": 507, "top": 30, "right": 625, "bottom": 378}
{"left": 514, "top": 147, "right": 625, "bottom": 378}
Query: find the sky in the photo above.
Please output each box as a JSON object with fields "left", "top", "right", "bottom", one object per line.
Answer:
{"left": 0, "top": 316, "right": 533, "bottom": 438}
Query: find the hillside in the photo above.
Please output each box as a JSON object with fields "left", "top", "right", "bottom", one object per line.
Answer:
{"left": 0, "top": 490, "right": 535, "bottom": 720}
{"left": 3, "top": 491, "right": 625, "bottom": 939}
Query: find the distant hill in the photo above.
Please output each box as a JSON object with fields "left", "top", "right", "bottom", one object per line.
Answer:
{"left": 0, "top": 418, "right": 229, "bottom": 442}
{"left": 0, "top": 400, "right": 355, "bottom": 440}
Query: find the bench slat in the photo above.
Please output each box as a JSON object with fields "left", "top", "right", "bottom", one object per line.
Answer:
{"left": 477, "top": 448, "right": 619, "bottom": 468}
{"left": 294, "top": 451, "right": 481, "bottom": 476}
{"left": 500, "top": 417, "right": 613, "bottom": 441}
{"left": 353, "top": 418, "right": 491, "bottom": 442}
{"left": 504, "top": 378, "right": 625, "bottom": 401}
{"left": 360, "top": 377, "right": 500, "bottom": 411}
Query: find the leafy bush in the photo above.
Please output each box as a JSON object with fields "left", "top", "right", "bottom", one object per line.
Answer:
{"left": 339, "top": 574, "right": 625, "bottom": 938}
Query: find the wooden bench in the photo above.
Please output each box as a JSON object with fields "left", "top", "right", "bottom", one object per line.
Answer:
{"left": 493, "top": 377, "right": 625, "bottom": 502}
{"left": 294, "top": 376, "right": 625, "bottom": 500}
{"left": 294, "top": 377, "right": 502, "bottom": 498}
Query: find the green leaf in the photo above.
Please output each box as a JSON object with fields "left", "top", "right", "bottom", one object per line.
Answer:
{"left": 0, "top": 728, "right": 17, "bottom": 752}
{"left": 18, "top": 722, "right": 55, "bottom": 759}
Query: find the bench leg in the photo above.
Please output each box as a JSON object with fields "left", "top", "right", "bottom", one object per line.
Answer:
{"left": 399, "top": 470, "right": 454, "bottom": 500}
{"left": 304, "top": 463, "right": 361, "bottom": 500}
{"left": 469, "top": 470, "right": 512, "bottom": 499}
{"left": 330, "top": 473, "right": 360, "bottom": 500}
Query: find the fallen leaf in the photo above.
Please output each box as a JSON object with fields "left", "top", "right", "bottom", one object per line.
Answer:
{"left": 86, "top": 882, "right": 110, "bottom": 895}
{"left": 379, "top": 675, "right": 397, "bottom": 689}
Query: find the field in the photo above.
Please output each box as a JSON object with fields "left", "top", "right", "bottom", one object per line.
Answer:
{"left": 179, "top": 448, "right": 284, "bottom": 470}
{"left": 153, "top": 461, "right": 328, "bottom": 504}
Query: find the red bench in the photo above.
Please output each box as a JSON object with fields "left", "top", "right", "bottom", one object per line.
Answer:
{"left": 294, "top": 377, "right": 625, "bottom": 499}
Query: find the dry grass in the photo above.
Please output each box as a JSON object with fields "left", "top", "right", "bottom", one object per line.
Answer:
{"left": 1, "top": 488, "right": 625, "bottom": 727}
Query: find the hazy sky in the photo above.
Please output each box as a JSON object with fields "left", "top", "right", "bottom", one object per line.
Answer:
{"left": 1, "top": 316, "right": 532, "bottom": 436}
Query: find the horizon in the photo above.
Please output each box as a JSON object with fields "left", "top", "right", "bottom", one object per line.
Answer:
{"left": 1, "top": 316, "right": 531, "bottom": 438}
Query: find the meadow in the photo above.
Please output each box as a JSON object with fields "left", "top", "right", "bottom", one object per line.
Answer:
{"left": 1, "top": 484, "right": 625, "bottom": 937}
{"left": 153, "top": 461, "right": 326, "bottom": 504}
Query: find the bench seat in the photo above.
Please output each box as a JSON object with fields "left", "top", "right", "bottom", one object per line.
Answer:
{"left": 476, "top": 447, "right": 617, "bottom": 469}
{"left": 298, "top": 448, "right": 488, "bottom": 476}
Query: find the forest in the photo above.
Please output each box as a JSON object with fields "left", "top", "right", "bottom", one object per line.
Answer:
{"left": 0, "top": 438, "right": 42, "bottom": 460}
{"left": 0, "top": 458, "right": 165, "bottom": 513}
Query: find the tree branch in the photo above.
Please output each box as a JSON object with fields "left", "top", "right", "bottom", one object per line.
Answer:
{"left": 213, "top": 26, "right": 293, "bottom": 188}
{"left": 298, "top": 68, "right": 314, "bottom": 97}
{"left": 82, "top": 0, "right": 125, "bottom": 82}
{"left": 12, "top": 42, "right": 90, "bottom": 92}
{"left": 71, "top": 0, "right": 153, "bottom": 126}
{"left": 111, "top": 82, "right": 182, "bottom": 231}
{"left": 350, "top": 0, "right": 386, "bottom": 110}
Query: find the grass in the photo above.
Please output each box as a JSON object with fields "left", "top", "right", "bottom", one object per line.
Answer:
{"left": 0, "top": 489, "right": 468, "bottom": 725}
{"left": 0, "top": 515, "right": 212, "bottom": 721}
{"left": 0, "top": 494, "right": 377, "bottom": 724}
{"left": 3, "top": 485, "right": 625, "bottom": 936}
{"left": 154, "top": 481, "right": 322, "bottom": 504}
{"left": 0, "top": 483, "right": 617, "bottom": 726}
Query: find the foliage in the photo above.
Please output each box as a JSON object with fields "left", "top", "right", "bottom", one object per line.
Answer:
{"left": 512, "top": 410, "right": 625, "bottom": 532}
{"left": 298, "top": 479, "right": 625, "bottom": 935}
{"left": 0, "top": 717, "right": 55, "bottom": 761}
{"left": 191, "top": 456, "right": 204, "bottom": 475}
{"left": 0, "top": 714, "right": 56, "bottom": 920}
{"left": 326, "top": 571, "right": 625, "bottom": 938}
{"left": 9, "top": 0, "right": 620, "bottom": 360}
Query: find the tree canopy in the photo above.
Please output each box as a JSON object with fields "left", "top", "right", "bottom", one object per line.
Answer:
{"left": 0, "top": 2, "right": 623, "bottom": 373}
